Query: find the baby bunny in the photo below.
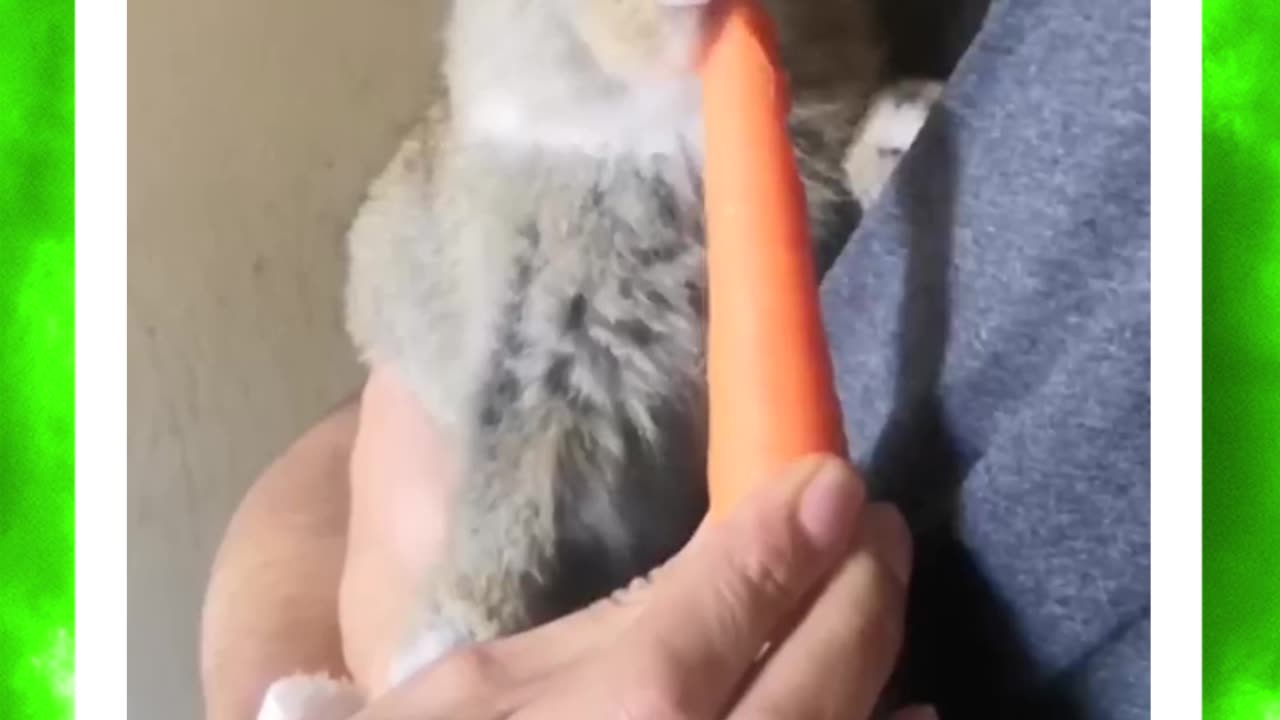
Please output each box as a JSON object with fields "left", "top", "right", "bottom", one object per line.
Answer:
{"left": 261, "top": 1, "right": 943, "bottom": 713}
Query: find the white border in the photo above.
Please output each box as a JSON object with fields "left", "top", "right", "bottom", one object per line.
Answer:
{"left": 1150, "top": 0, "right": 1202, "bottom": 716}
{"left": 75, "top": 0, "right": 127, "bottom": 714}
{"left": 77, "top": 0, "right": 1190, "bottom": 717}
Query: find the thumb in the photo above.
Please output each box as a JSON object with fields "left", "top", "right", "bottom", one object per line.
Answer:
{"left": 609, "top": 455, "right": 867, "bottom": 717}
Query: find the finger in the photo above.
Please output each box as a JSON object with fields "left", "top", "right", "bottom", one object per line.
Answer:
{"left": 487, "top": 573, "right": 656, "bottom": 677}
{"left": 494, "top": 456, "right": 843, "bottom": 679}
{"left": 344, "top": 366, "right": 461, "bottom": 694}
{"left": 395, "top": 572, "right": 672, "bottom": 718}
{"left": 729, "top": 502, "right": 912, "bottom": 720}
{"left": 487, "top": 522, "right": 715, "bottom": 683}
{"left": 594, "top": 456, "right": 868, "bottom": 719}
{"left": 351, "top": 642, "right": 518, "bottom": 720}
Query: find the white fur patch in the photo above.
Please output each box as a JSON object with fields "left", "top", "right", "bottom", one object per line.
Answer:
{"left": 844, "top": 80, "right": 945, "bottom": 206}
{"left": 461, "top": 79, "right": 704, "bottom": 160}
{"left": 255, "top": 625, "right": 468, "bottom": 720}
{"left": 257, "top": 674, "right": 364, "bottom": 720}
{"left": 388, "top": 622, "right": 470, "bottom": 688}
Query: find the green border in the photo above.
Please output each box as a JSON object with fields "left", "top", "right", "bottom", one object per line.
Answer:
{"left": 0, "top": 0, "right": 76, "bottom": 716}
{"left": 1203, "top": 0, "right": 1280, "bottom": 717}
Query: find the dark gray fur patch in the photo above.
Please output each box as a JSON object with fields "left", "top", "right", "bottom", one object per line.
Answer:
{"left": 478, "top": 365, "right": 520, "bottom": 429}
{"left": 543, "top": 354, "right": 573, "bottom": 397}
{"left": 789, "top": 120, "right": 829, "bottom": 160}
{"left": 493, "top": 368, "right": 519, "bottom": 404}
{"left": 642, "top": 287, "right": 673, "bottom": 312}
{"left": 684, "top": 280, "right": 706, "bottom": 318}
{"left": 478, "top": 397, "right": 503, "bottom": 429}
{"left": 543, "top": 399, "right": 708, "bottom": 619}
{"left": 521, "top": 221, "right": 541, "bottom": 249}
{"left": 634, "top": 242, "right": 686, "bottom": 267}
{"left": 502, "top": 327, "right": 527, "bottom": 357}
{"left": 477, "top": 247, "right": 537, "bottom": 430}
{"left": 613, "top": 317, "right": 655, "bottom": 347}
{"left": 786, "top": 116, "right": 862, "bottom": 275}
{"left": 564, "top": 293, "right": 588, "bottom": 333}
{"left": 587, "top": 185, "right": 606, "bottom": 209}
{"left": 468, "top": 158, "right": 712, "bottom": 630}
{"left": 513, "top": 252, "right": 535, "bottom": 290}
{"left": 651, "top": 176, "right": 680, "bottom": 227}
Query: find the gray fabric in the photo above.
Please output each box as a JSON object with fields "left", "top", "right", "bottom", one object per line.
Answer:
{"left": 820, "top": 0, "right": 1150, "bottom": 717}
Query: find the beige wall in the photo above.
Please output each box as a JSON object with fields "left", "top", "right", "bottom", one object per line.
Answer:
{"left": 128, "top": 1, "right": 440, "bottom": 716}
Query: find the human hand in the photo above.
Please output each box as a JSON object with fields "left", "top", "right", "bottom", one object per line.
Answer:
{"left": 352, "top": 453, "right": 933, "bottom": 720}
{"left": 340, "top": 365, "right": 464, "bottom": 694}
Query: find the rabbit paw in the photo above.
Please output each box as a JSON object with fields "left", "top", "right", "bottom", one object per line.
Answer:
{"left": 256, "top": 673, "right": 364, "bottom": 720}
{"left": 844, "top": 79, "right": 945, "bottom": 208}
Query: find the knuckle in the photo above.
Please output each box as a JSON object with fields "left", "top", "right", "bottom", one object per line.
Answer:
{"left": 702, "top": 509, "right": 809, "bottom": 643}
{"left": 614, "top": 665, "right": 699, "bottom": 720}
{"left": 726, "top": 513, "right": 800, "bottom": 605}
{"left": 726, "top": 546, "right": 789, "bottom": 608}
{"left": 707, "top": 553, "right": 788, "bottom": 643}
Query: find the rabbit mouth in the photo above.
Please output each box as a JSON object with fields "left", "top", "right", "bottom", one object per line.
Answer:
{"left": 559, "top": 0, "right": 711, "bottom": 81}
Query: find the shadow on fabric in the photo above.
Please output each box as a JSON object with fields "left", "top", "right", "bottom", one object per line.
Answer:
{"left": 869, "top": 105, "right": 1087, "bottom": 719}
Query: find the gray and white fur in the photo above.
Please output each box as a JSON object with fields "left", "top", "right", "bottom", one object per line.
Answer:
{"left": 344, "top": 0, "right": 941, "bottom": 686}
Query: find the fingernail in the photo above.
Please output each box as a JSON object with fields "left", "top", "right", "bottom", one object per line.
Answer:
{"left": 796, "top": 458, "right": 860, "bottom": 549}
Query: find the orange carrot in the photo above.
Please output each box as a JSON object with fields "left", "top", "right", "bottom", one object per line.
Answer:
{"left": 700, "top": 0, "right": 847, "bottom": 521}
